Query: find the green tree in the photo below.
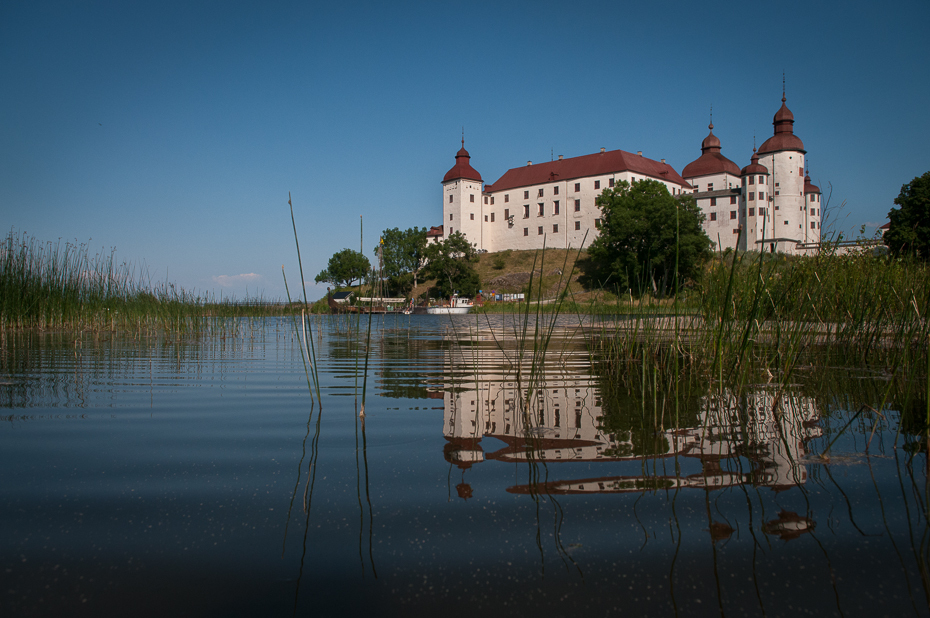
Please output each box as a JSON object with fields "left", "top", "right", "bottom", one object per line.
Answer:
{"left": 377, "top": 227, "right": 429, "bottom": 296}
{"left": 884, "top": 171, "right": 930, "bottom": 260}
{"left": 423, "top": 231, "right": 480, "bottom": 298}
{"left": 314, "top": 248, "right": 370, "bottom": 289}
{"left": 579, "top": 179, "right": 712, "bottom": 295}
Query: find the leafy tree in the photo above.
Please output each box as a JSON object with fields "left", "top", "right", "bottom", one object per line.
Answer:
{"left": 884, "top": 171, "right": 930, "bottom": 260}
{"left": 314, "top": 248, "right": 370, "bottom": 289}
{"left": 377, "top": 227, "right": 429, "bottom": 296}
{"left": 423, "top": 231, "right": 480, "bottom": 297}
{"left": 579, "top": 179, "right": 712, "bottom": 296}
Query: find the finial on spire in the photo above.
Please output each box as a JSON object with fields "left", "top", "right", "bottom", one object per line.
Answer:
{"left": 782, "top": 72, "right": 786, "bottom": 102}
{"left": 461, "top": 126, "right": 464, "bottom": 148}
{"left": 709, "top": 105, "right": 714, "bottom": 131}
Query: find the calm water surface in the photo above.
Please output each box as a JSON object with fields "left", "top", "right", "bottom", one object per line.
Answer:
{"left": 2, "top": 316, "right": 928, "bottom": 617}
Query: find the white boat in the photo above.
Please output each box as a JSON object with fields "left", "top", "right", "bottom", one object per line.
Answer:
{"left": 426, "top": 295, "right": 473, "bottom": 315}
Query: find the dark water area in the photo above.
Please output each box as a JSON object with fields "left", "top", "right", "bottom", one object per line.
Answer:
{"left": 2, "top": 316, "right": 928, "bottom": 617}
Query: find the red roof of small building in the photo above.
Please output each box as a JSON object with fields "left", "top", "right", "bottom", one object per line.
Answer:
{"left": 682, "top": 123, "right": 741, "bottom": 179}
{"left": 443, "top": 141, "right": 482, "bottom": 183}
{"left": 758, "top": 95, "right": 805, "bottom": 154}
{"left": 741, "top": 150, "right": 769, "bottom": 176}
{"left": 426, "top": 225, "right": 444, "bottom": 237}
{"left": 484, "top": 148, "right": 690, "bottom": 193}
{"left": 804, "top": 173, "right": 821, "bottom": 195}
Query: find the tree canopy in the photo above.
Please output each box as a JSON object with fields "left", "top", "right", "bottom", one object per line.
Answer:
{"left": 377, "top": 227, "right": 429, "bottom": 296}
{"left": 578, "top": 179, "right": 712, "bottom": 295}
{"left": 314, "top": 248, "right": 370, "bottom": 289}
{"left": 423, "top": 231, "right": 480, "bottom": 298}
{"left": 884, "top": 171, "right": 930, "bottom": 261}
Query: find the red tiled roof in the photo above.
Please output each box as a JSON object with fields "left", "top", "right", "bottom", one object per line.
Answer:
{"left": 758, "top": 95, "right": 805, "bottom": 154}
{"left": 426, "top": 225, "right": 444, "bottom": 237}
{"left": 682, "top": 124, "right": 741, "bottom": 178}
{"left": 443, "top": 145, "right": 482, "bottom": 183}
{"left": 804, "top": 174, "right": 820, "bottom": 194}
{"left": 484, "top": 149, "right": 691, "bottom": 193}
{"left": 740, "top": 151, "right": 769, "bottom": 177}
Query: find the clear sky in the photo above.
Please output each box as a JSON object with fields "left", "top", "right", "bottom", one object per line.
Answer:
{"left": 3, "top": 0, "right": 928, "bottom": 300}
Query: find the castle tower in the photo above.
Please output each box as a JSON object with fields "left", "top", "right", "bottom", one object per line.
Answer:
{"left": 442, "top": 139, "right": 483, "bottom": 249}
{"left": 756, "top": 92, "right": 807, "bottom": 253}
{"left": 803, "top": 171, "right": 822, "bottom": 244}
{"left": 739, "top": 149, "right": 771, "bottom": 251}
{"left": 682, "top": 119, "right": 742, "bottom": 250}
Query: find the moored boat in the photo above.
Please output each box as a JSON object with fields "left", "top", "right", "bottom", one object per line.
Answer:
{"left": 425, "top": 294, "right": 473, "bottom": 315}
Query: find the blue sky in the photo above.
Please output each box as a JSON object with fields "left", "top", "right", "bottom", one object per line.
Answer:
{"left": 3, "top": 0, "right": 928, "bottom": 300}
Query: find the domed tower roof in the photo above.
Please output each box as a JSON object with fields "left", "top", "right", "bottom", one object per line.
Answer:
{"left": 741, "top": 149, "right": 769, "bottom": 177}
{"left": 804, "top": 172, "right": 821, "bottom": 195}
{"left": 681, "top": 122, "right": 740, "bottom": 179}
{"left": 443, "top": 139, "right": 482, "bottom": 183}
{"left": 758, "top": 94, "right": 805, "bottom": 154}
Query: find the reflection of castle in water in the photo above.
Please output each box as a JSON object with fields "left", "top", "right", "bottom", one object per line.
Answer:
{"left": 439, "top": 340, "right": 822, "bottom": 494}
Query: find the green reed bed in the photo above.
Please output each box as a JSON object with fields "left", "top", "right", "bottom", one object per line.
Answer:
{"left": 590, "top": 248, "right": 930, "bottom": 441}
{"left": 0, "top": 230, "right": 275, "bottom": 331}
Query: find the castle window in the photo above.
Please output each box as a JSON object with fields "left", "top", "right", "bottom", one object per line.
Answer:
{"left": 594, "top": 180, "right": 600, "bottom": 190}
{"left": 524, "top": 228, "right": 528, "bottom": 236}
{"left": 538, "top": 226, "right": 543, "bottom": 235}
{"left": 707, "top": 184, "right": 713, "bottom": 191}
{"left": 760, "top": 192, "right": 765, "bottom": 201}
{"left": 749, "top": 208, "right": 755, "bottom": 216}
{"left": 710, "top": 198, "right": 717, "bottom": 206}
{"left": 759, "top": 176, "right": 765, "bottom": 184}
{"left": 710, "top": 212, "right": 717, "bottom": 221}
{"left": 504, "top": 208, "right": 509, "bottom": 220}
{"left": 730, "top": 196, "right": 737, "bottom": 205}
{"left": 799, "top": 167, "right": 803, "bottom": 176}
{"left": 553, "top": 185, "right": 559, "bottom": 195}
{"left": 450, "top": 213, "right": 453, "bottom": 220}
{"left": 553, "top": 201, "right": 559, "bottom": 215}
{"left": 491, "top": 213, "right": 495, "bottom": 222}
{"left": 749, "top": 192, "right": 755, "bottom": 201}
{"left": 538, "top": 203, "right": 544, "bottom": 216}
{"left": 449, "top": 195, "right": 453, "bottom": 203}
{"left": 484, "top": 215, "right": 487, "bottom": 222}
{"left": 470, "top": 213, "right": 474, "bottom": 220}
{"left": 775, "top": 182, "right": 780, "bottom": 187}
{"left": 730, "top": 211, "right": 736, "bottom": 220}
{"left": 524, "top": 205, "right": 530, "bottom": 218}
{"left": 538, "top": 188, "right": 544, "bottom": 197}
{"left": 575, "top": 221, "right": 581, "bottom": 230}
{"left": 470, "top": 194, "right": 474, "bottom": 203}
{"left": 524, "top": 190, "right": 529, "bottom": 199}
{"left": 553, "top": 224, "right": 559, "bottom": 233}
{"left": 749, "top": 177, "right": 754, "bottom": 185}
{"left": 574, "top": 199, "right": 581, "bottom": 212}
{"left": 491, "top": 196, "right": 495, "bottom": 205}
{"left": 505, "top": 194, "right": 509, "bottom": 203}
{"left": 484, "top": 196, "right": 488, "bottom": 204}
{"left": 574, "top": 182, "right": 581, "bottom": 192}
{"left": 609, "top": 178, "right": 615, "bottom": 187}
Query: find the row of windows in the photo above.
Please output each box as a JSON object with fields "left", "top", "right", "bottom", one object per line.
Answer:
{"left": 498, "top": 179, "right": 619, "bottom": 204}
{"left": 521, "top": 220, "right": 598, "bottom": 236}
{"left": 708, "top": 196, "right": 738, "bottom": 206}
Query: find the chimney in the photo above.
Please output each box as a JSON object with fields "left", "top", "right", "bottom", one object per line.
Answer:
{"left": 527, "top": 161, "right": 532, "bottom": 166}
{"left": 558, "top": 154, "right": 563, "bottom": 160}
{"left": 637, "top": 151, "right": 643, "bottom": 156}
{"left": 600, "top": 147, "right": 605, "bottom": 153}
{"left": 661, "top": 159, "right": 666, "bottom": 164}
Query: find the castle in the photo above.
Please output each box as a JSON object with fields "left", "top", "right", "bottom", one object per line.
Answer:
{"left": 436, "top": 92, "right": 822, "bottom": 255}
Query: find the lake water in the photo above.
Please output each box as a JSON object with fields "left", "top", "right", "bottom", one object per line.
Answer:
{"left": 2, "top": 315, "right": 928, "bottom": 617}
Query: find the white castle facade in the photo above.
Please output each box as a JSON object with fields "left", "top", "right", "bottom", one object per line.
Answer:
{"left": 438, "top": 93, "right": 822, "bottom": 255}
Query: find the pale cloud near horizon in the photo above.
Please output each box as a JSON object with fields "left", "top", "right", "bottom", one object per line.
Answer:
{"left": 212, "top": 273, "right": 262, "bottom": 287}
